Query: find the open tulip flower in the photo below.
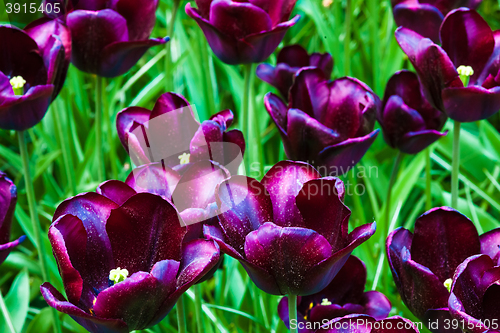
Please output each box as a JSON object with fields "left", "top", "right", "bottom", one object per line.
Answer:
{"left": 379, "top": 70, "right": 447, "bottom": 154}
{"left": 0, "top": 24, "right": 69, "bottom": 130}
{"left": 117, "top": 92, "right": 245, "bottom": 175}
{"left": 386, "top": 207, "right": 500, "bottom": 333}
{"left": 278, "top": 256, "right": 391, "bottom": 333}
{"left": 396, "top": 8, "right": 500, "bottom": 122}
{"left": 314, "top": 314, "right": 421, "bottom": 333}
{"left": 449, "top": 249, "right": 500, "bottom": 333}
{"left": 185, "top": 0, "right": 300, "bottom": 65}
{"left": 59, "top": 0, "right": 167, "bottom": 77}
{"left": 204, "top": 161, "right": 376, "bottom": 296}
{"left": 256, "top": 45, "right": 333, "bottom": 99}
{"left": 264, "top": 68, "right": 380, "bottom": 176}
{"left": 0, "top": 172, "right": 25, "bottom": 266}
{"left": 391, "top": 0, "right": 482, "bottom": 43}
{"left": 41, "top": 183, "right": 221, "bottom": 333}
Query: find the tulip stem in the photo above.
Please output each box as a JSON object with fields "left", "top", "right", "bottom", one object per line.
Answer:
{"left": 95, "top": 76, "right": 105, "bottom": 181}
{"left": 344, "top": 0, "right": 351, "bottom": 76}
{"left": 451, "top": 121, "right": 461, "bottom": 209}
{"left": 194, "top": 284, "right": 204, "bottom": 333}
{"left": 176, "top": 294, "right": 187, "bottom": 333}
{"left": 165, "top": 0, "right": 179, "bottom": 92}
{"left": 18, "top": 131, "right": 62, "bottom": 333}
{"left": 0, "top": 290, "right": 16, "bottom": 333}
{"left": 425, "top": 147, "right": 432, "bottom": 210}
{"left": 288, "top": 294, "right": 298, "bottom": 333}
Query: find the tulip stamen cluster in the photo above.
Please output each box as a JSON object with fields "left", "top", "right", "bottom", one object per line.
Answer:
{"left": 178, "top": 153, "right": 191, "bottom": 165}
{"left": 444, "top": 278, "right": 453, "bottom": 292}
{"left": 10, "top": 76, "right": 26, "bottom": 96}
{"left": 109, "top": 267, "right": 129, "bottom": 285}
{"left": 457, "top": 65, "right": 474, "bottom": 87}
{"left": 320, "top": 298, "right": 333, "bottom": 306}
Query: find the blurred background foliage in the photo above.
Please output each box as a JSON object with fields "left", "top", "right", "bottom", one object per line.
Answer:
{"left": 0, "top": 0, "right": 500, "bottom": 332}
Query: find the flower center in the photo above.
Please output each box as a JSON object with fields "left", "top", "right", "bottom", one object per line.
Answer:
{"left": 10, "top": 76, "right": 26, "bottom": 96}
{"left": 320, "top": 298, "right": 332, "bottom": 306}
{"left": 178, "top": 152, "right": 191, "bottom": 165}
{"left": 109, "top": 267, "right": 129, "bottom": 284}
{"left": 457, "top": 65, "right": 474, "bottom": 87}
{"left": 444, "top": 278, "right": 453, "bottom": 292}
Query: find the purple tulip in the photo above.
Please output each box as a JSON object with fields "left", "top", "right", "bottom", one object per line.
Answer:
{"left": 0, "top": 172, "right": 25, "bottom": 266}
{"left": 117, "top": 92, "right": 245, "bottom": 175}
{"left": 204, "top": 161, "right": 376, "bottom": 296}
{"left": 278, "top": 256, "right": 391, "bottom": 333}
{"left": 185, "top": 0, "right": 300, "bottom": 65}
{"left": 391, "top": 0, "right": 482, "bottom": 43}
{"left": 313, "top": 314, "right": 421, "bottom": 333}
{"left": 449, "top": 253, "right": 500, "bottom": 333}
{"left": 379, "top": 70, "right": 447, "bottom": 154}
{"left": 264, "top": 68, "right": 380, "bottom": 176}
{"left": 256, "top": 45, "right": 333, "bottom": 99}
{"left": 0, "top": 24, "right": 69, "bottom": 130}
{"left": 395, "top": 8, "right": 500, "bottom": 122}
{"left": 386, "top": 207, "right": 498, "bottom": 333}
{"left": 61, "top": 0, "right": 167, "bottom": 77}
{"left": 41, "top": 182, "right": 221, "bottom": 333}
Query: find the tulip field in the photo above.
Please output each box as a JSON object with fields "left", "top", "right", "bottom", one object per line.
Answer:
{"left": 1, "top": 0, "right": 500, "bottom": 333}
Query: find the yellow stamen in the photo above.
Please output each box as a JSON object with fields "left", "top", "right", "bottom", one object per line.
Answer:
{"left": 10, "top": 76, "right": 26, "bottom": 96}
{"left": 457, "top": 65, "right": 474, "bottom": 87}
{"left": 320, "top": 298, "right": 332, "bottom": 306}
{"left": 178, "top": 152, "right": 191, "bottom": 165}
{"left": 322, "top": 0, "right": 333, "bottom": 7}
{"left": 444, "top": 278, "right": 453, "bottom": 292}
{"left": 109, "top": 267, "right": 129, "bottom": 284}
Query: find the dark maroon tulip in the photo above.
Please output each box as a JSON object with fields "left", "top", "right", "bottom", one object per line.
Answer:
{"left": 0, "top": 24, "right": 69, "bottom": 130}
{"left": 41, "top": 183, "right": 221, "bottom": 333}
{"left": 185, "top": 0, "right": 300, "bottom": 65}
{"left": 449, "top": 254, "right": 500, "bottom": 333}
{"left": 60, "top": 0, "right": 167, "bottom": 77}
{"left": 395, "top": 8, "right": 500, "bottom": 122}
{"left": 204, "top": 161, "right": 376, "bottom": 296}
{"left": 379, "top": 70, "right": 447, "bottom": 154}
{"left": 117, "top": 92, "right": 245, "bottom": 175}
{"left": 391, "top": 0, "right": 482, "bottom": 43}
{"left": 256, "top": 45, "right": 333, "bottom": 99}
{"left": 313, "top": 314, "right": 421, "bottom": 333}
{"left": 264, "top": 68, "right": 380, "bottom": 176}
{"left": 0, "top": 172, "right": 25, "bottom": 266}
{"left": 386, "top": 207, "right": 500, "bottom": 333}
{"left": 278, "top": 256, "right": 391, "bottom": 333}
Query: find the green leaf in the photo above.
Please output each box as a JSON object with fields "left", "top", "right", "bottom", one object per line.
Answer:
{"left": 0, "top": 269, "right": 30, "bottom": 332}
{"left": 26, "top": 308, "right": 53, "bottom": 333}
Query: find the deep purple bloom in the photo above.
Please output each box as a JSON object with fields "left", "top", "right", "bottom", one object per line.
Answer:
{"left": 449, "top": 251, "right": 500, "bottom": 333}
{"left": 386, "top": 207, "right": 497, "bottom": 333}
{"left": 0, "top": 172, "right": 25, "bottom": 266}
{"left": 314, "top": 314, "right": 421, "bottom": 332}
{"left": 395, "top": 8, "right": 500, "bottom": 122}
{"left": 264, "top": 68, "right": 380, "bottom": 176}
{"left": 41, "top": 182, "right": 221, "bottom": 333}
{"left": 204, "top": 161, "right": 376, "bottom": 296}
{"left": 185, "top": 0, "right": 300, "bottom": 65}
{"left": 0, "top": 24, "right": 69, "bottom": 130}
{"left": 256, "top": 45, "right": 333, "bottom": 99}
{"left": 117, "top": 92, "right": 245, "bottom": 175}
{"left": 379, "top": 70, "right": 447, "bottom": 154}
{"left": 391, "top": 0, "right": 482, "bottom": 43}
{"left": 278, "top": 256, "right": 391, "bottom": 333}
{"left": 62, "top": 0, "right": 167, "bottom": 77}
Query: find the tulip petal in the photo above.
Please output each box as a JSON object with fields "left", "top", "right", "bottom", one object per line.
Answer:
{"left": 424, "top": 308, "right": 461, "bottom": 333}
{"left": 0, "top": 173, "right": 17, "bottom": 244}
{"left": 112, "top": 0, "right": 159, "bottom": 41}
{"left": 317, "top": 130, "right": 379, "bottom": 175}
{"left": 249, "top": 0, "right": 298, "bottom": 26}
{"left": 96, "top": 180, "right": 137, "bottom": 206}
{"left": 264, "top": 93, "right": 288, "bottom": 137}
{"left": 480, "top": 228, "right": 500, "bottom": 265}
{"left": 483, "top": 283, "right": 500, "bottom": 321}
{"left": 261, "top": 161, "right": 321, "bottom": 227}
{"left": 411, "top": 207, "right": 481, "bottom": 283}
{"left": 244, "top": 222, "right": 333, "bottom": 295}
{"left": 210, "top": 109, "right": 234, "bottom": 127}
{"left": 257, "top": 63, "right": 296, "bottom": 98}
{"left": 477, "top": 31, "right": 500, "bottom": 86}
{"left": 106, "top": 193, "right": 186, "bottom": 273}
{"left": 399, "top": 130, "right": 448, "bottom": 154}
{"left": 316, "top": 314, "right": 374, "bottom": 333}
{"left": 222, "top": 129, "right": 245, "bottom": 173}
{"left": 440, "top": 8, "right": 494, "bottom": 77}
{"left": 216, "top": 176, "right": 273, "bottom": 254}
{"left": 362, "top": 291, "right": 392, "bottom": 320}
{"left": 116, "top": 106, "right": 152, "bottom": 164}
{"left": 442, "top": 86, "right": 500, "bottom": 122}
{"left": 177, "top": 239, "right": 220, "bottom": 288}
{"left": 310, "top": 53, "right": 334, "bottom": 79}
{"left": 0, "top": 236, "right": 25, "bottom": 267}
{"left": 40, "top": 282, "right": 129, "bottom": 333}
{"left": 125, "top": 163, "right": 181, "bottom": 200}
{"left": 277, "top": 44, "right": 310, "bottom": 67}
{"left": 99, "top": 38, "right": 167, "bottom": 78}
{"left": 393, "top": 3, "right": 444, "bottom": 43}
{"left": 381, "top": 70, "right": 425, "bottom": 116}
